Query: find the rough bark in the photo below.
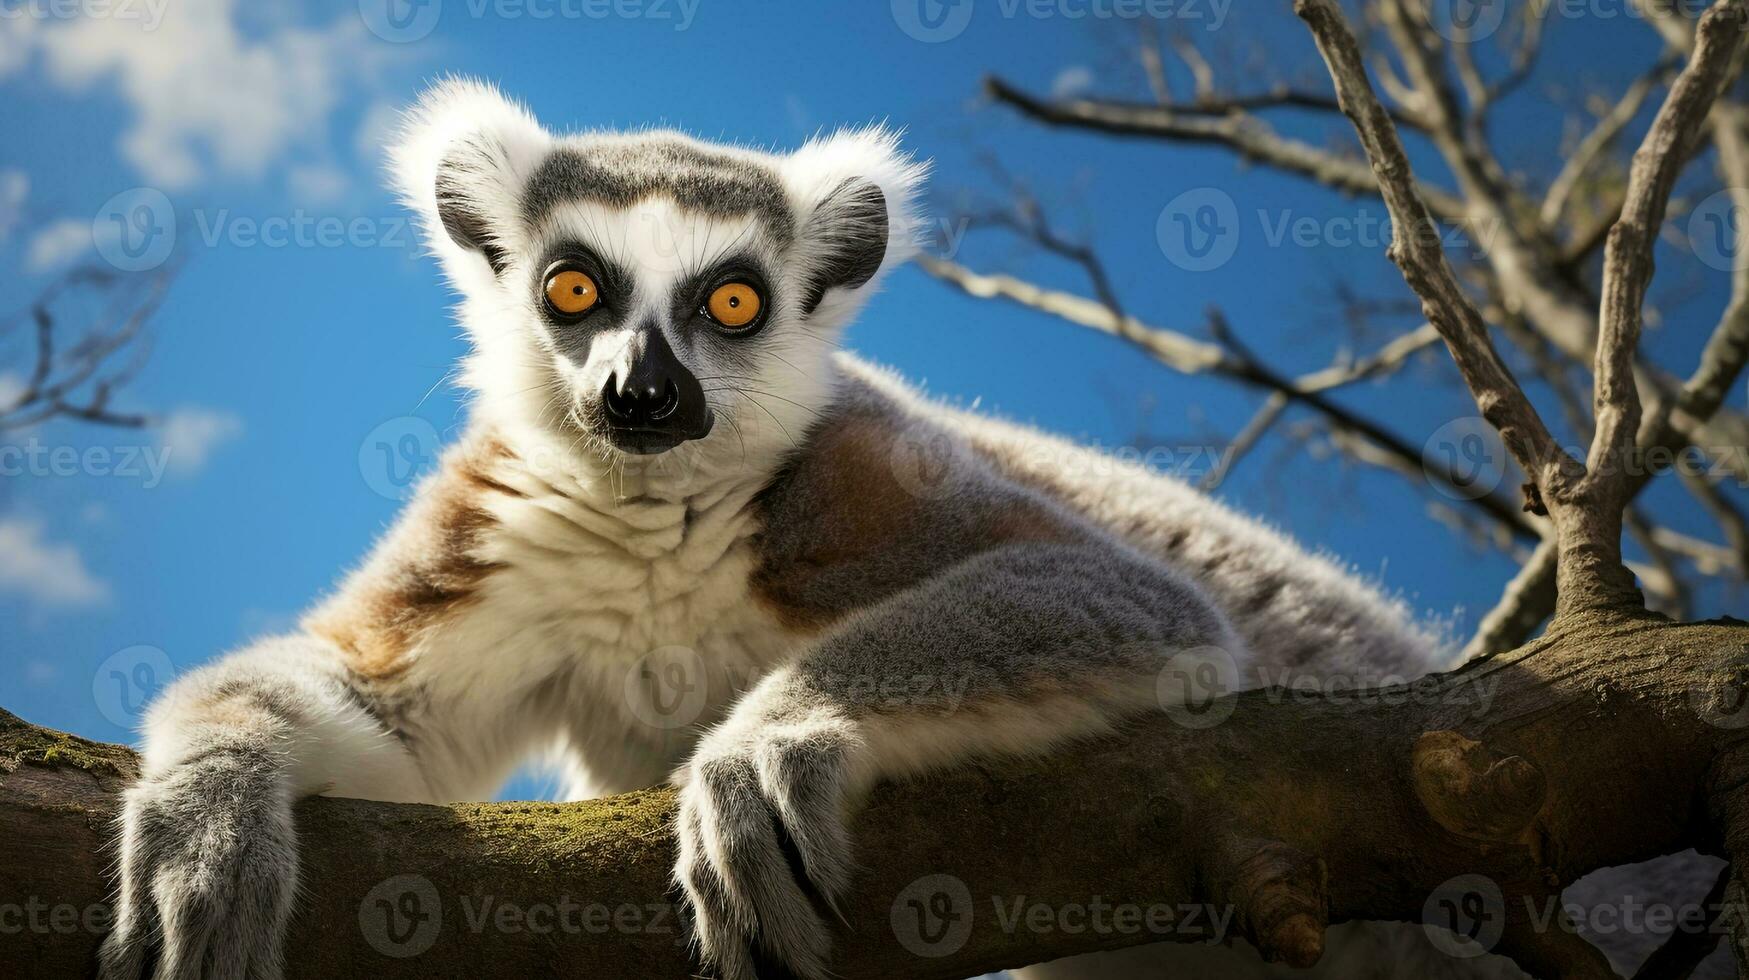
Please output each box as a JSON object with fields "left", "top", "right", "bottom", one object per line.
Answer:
{"left": 5, "top": 612, "right": 1748, "bottom": 978}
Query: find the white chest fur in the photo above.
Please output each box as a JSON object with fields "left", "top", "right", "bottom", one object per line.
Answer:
{"left": 405, "top": 460, "right": 799, "bottom": 800}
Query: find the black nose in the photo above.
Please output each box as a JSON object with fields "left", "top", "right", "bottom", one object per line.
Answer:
{"left": 598, "top": 325, "right": 713, "bottom": 454}
{"left": 603, "top": 374, "right": 681, "bottom": 425}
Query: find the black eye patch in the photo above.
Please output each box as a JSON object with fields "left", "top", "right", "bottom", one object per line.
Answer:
{"left": 530, "top": 243, "right": 635, "bottom": 323}
{"left": 670, "top": 256, "right": 775, "bottom": 335}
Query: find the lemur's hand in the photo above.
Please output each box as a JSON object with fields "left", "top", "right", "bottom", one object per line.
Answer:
{"left": 100, "top": 745, "right": 297, "bottom": 980}
{"left": 675, "top": 709, "right": 857, "bottom": 980}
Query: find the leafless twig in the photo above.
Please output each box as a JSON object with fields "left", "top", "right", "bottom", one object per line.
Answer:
{"left": 1294, "top": 0, "right": 1747, "bottom": 619}
{"left": 0, "top": 264, "right": 171, "bottom": 431}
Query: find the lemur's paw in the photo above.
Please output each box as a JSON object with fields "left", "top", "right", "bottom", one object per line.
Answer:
{"left": 99, "top": 748, "right": 296, "bottom": 980}
{"left": 675, "top": 728, "right": 857, "bottom": 980}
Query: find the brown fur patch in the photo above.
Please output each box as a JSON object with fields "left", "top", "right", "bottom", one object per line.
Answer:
{"left": 751, "top": 409, "right": 1083, "bottom": 634}
{"left": 306, "top": 437, "right": 516, "bottom": 680}
{"left": 751, "top": 413, "right": 915, "bottom": 633}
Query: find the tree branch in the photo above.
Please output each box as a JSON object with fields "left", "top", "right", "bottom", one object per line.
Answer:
{"left": 1295, "top": 0, "right": 1747, "bottom": 619}
{"left": 1680, "top": 469, "right": 1749, "bottom": 577}
{"left": 1471, "top": 18, "right": 1749, "bottom": 650}
{"left": 1294, "top": 0, "right": 1576, "bottom": 512}
{"left": 1541, "top": 59, "right": 1675, "bottom": 229}
{"left": 917, "top": 255, "right": 1539, "bottom": 540}
{"left": 1588, "top": 1, "right": 1747, "bottom": 514}
{"left": 0, "top": 265, "right": 168, "bottom": 432}
{"left": 980, "top": 75, "right": 1468, "bottom": 222}
{"left": 8, "top": 614, "right": 1749, "bottom": 977}
{"left": 1462, "top": 538, "right": 1560, "bottom": 660}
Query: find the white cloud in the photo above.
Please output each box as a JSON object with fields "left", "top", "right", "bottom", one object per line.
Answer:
{"left": 156, "top": 406, "right": 244, "bottom": 475}
{"left": 1, "top": 0, "right": 380, "bottom": 189}
{"left": 1051, "top": 66, "right": 1095, "bottom": 99}
{"left": 288, "top": 163, "right": 350, "bottom": 203}
{"left": 354, "top": 100, "right": 402, "bottom": 170}
{"left": 0, "top": 12, "right": 36, "bottom": 75}
{"left": 240, "top": 607, "right": 299, "bottom": 639}
{"left": 0, "top": 371, "right": 23, "bottom": 409}
{"left": 0, "top": 169, "right": 26, "bottom": 241}
{"left": 26, "top": 218, "right": 92, "bottom": 272}
{"left": 0, "top": 519, "right": 109, "bottom": 608}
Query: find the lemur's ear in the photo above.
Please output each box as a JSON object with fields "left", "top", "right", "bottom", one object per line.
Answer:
{"left": 389, "top": 78, "right": 551, "bottom": 283}
{"left": 781, "top": 127, "right": 928, "bottom": 318}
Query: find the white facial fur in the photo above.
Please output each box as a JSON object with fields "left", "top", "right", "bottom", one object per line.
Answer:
{"left": 388, "top": 77, "right": 928, "bottom": 500}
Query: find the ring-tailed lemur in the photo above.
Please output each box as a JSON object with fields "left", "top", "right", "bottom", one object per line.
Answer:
{"left": 98, "top": 80, "right": 1461, "bottom": 980}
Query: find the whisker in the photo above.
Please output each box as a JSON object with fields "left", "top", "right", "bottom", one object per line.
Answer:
{"left": 701, "top": 385, "right": 822, "bottom": 417}
{"left": 722, "top": 388, "right": 800, "bottom": 449}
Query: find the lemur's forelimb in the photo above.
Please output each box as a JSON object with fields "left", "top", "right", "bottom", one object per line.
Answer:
{"left": 676, "top": 542, "right": 1245, "bottom": 979}
{"left": 99, "top": 638, "right": 428, "bottom": 980}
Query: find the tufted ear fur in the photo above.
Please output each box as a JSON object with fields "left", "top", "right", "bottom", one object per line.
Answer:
{"left": 388, "top": 78, "right": 552, "bottom": 287}
{"left": 780, "top": 127, "right": 928, "bottom": 320}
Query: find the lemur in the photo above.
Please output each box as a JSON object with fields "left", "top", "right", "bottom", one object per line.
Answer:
{"left": 98, "top": 80, "right": 1458, "bottom": 980}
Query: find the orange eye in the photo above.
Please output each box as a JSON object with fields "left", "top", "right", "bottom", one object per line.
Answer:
{"left": 545, "top": 269, "right": 599, "bottom": 316}
{"left": 706, "top": 282, "right": 762, "bottom": 329}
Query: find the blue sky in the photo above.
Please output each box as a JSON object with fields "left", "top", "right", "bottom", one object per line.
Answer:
{"left": 0, "top": 0, "right": 1740, "bottom": 797}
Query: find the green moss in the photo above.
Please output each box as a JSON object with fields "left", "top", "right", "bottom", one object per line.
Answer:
{"left": 431, "top": 788, "right": 679, "bottom": 875}
{"left": 0, "top": 708, "right": 138, "bottom": 778}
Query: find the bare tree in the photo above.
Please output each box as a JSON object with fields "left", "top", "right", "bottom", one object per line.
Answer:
{"left": 929, "top": 0, "right": 1749, "bottom": 651}
{"left": 5, "top": 3, "right": 1749, "bottom": 979}
{"left": 0, "top": 263, "right": 169, "bottom": 432}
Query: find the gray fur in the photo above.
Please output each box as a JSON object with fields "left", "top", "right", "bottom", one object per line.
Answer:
{"left": 678, "top": 541, "right": 1242, "bottom": 974}
{"left": 522, "top": 136, "right": 796, "bottom": 243}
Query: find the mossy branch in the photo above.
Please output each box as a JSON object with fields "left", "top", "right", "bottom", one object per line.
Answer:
{"left": 5, "top": 616, "right": 1749, "bottom": 978}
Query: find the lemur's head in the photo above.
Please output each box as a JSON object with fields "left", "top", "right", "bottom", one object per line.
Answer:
{"left": 391, "top": 79, "right": 925, "bottom": 468}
